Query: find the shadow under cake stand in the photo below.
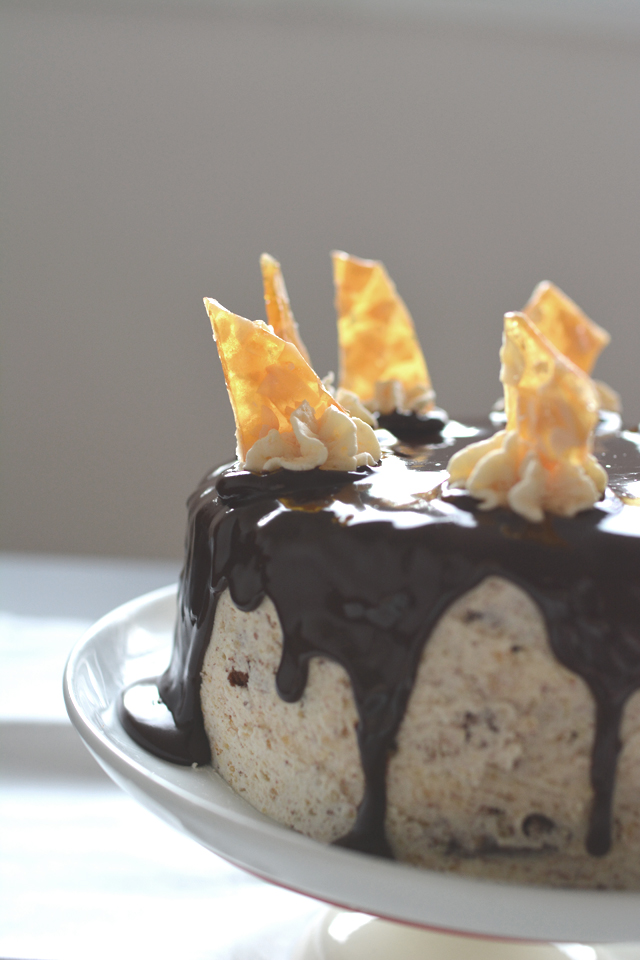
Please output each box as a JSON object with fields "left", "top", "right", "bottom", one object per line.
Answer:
{"left": 63, "top": 586, "right": 640, "bottom": 960}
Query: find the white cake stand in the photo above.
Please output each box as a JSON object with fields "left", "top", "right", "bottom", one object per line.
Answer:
{"left": 63, "top": 587, "right": 640, "bottom": 960}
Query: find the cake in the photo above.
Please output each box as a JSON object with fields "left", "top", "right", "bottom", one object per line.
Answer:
{"left": 120, "top": 255, "right": 640, "bottom": 889}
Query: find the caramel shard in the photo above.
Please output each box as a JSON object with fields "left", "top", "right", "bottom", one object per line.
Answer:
{"left": 501, "top": 312, "right": 599, "bottom": 454}
{"left": 332, "top": 251, "right": 434, "bottom": 411}
{"left": 522, "top": 281, "right": 609, "bottom": 375}
{"left": 593, "top": 379, "right": 621, "bottom": 414}
{"left": 448, "top": 312, "right": 606, "bottom": 522}
{"left": 205, "top": 298, "right": 339, "bottom": 462}
{"left": 260, "top": 253, "right": 311, "bottom": 365}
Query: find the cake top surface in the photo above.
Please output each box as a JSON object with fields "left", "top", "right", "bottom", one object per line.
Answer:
{"left": 203, "top": 254, "right": 620, "bottom": 529}
{"left": 212, "top": 417, "right": 640, "bottom": 541}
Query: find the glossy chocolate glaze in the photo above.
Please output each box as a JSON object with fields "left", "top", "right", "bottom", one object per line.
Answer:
{"left": 119, "top": 418, "right": 640, "bottom": 860}
{"left": 376, "top": 406, "right": 448, "bottom": 442}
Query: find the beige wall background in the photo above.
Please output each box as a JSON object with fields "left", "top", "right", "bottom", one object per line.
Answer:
{"left": 2, "top": 1, "right": 639, "bottom": 560}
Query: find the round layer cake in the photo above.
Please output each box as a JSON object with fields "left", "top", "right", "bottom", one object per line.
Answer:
{"left": 121, "top": 416, "right": 640, "bottom": 888}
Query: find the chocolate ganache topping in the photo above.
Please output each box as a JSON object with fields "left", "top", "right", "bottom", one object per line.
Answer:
{"left": 119, "top": 416, "right": 640, "bottom": 860}
{"left": 376, "top": 406, "right": 448, "bottom": 443}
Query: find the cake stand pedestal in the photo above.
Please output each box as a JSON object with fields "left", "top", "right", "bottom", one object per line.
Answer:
{"left": 292, "top": 910, "right": 603, "bottom": 960}
{"left": 64, "top": 587, "right": 640, "bottom": 960}
{"left": 293, "top": 911, "right": 640, "bottom": 960}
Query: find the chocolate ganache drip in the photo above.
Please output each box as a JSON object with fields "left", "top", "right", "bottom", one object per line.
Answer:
{"left": 119, "top": 418, "right": 640, "bottom": 860}
{"left": 376, "top": 405, "right": 448, "bottom": 443}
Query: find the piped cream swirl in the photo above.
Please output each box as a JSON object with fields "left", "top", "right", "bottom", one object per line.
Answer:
{"left": 244, "top": 400, "right": 380, "bottom": 473}
{"left": 447, "top": 312, "right": 607, "bottom": 523}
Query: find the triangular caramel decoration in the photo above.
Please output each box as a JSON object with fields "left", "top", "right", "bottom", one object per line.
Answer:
{"left": 502, "top": 311, "right": 599, "bottom": 463}
{"left": 332, "top": 251, "right": 432, "bottom": 404}
{"left": 260, "top": 253, "right": 311, "bottom": 365}
{"left": 522, "top": 281, "right": 609, "bottom": 375}
{"left": 205, "top": 298, "right": 340, "bottom": 460}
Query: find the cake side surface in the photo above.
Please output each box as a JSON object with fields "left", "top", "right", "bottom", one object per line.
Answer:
{"left": 201, "top": 589, "right": 363, "bottom": 842}
{"left": 201, "top": 575, "right": 640, "bottom": 888}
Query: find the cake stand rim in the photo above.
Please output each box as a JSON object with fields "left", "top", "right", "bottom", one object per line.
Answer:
{"left": 63, "top": 585, "right": 640, "bottom": 944}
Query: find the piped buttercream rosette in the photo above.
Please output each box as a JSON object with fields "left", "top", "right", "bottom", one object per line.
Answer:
{"left": 447, "top": 312, "right": 607, "bottom": 523}
{"left": 205, "top": 298, "right": 380, "bottom": 473}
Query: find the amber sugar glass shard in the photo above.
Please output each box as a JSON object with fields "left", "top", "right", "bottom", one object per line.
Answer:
{"left": 204, "top": 298, "right": 340, "bottom": 461}
{"left": 260, "top": 253, "right": 311, "bottom": 366}
{"left": 502, "top": 312, "right": 600, "bottom": 466}
{"left": 332, "top": 251, "right": 433, "bottom": 404}
{"left": 522, "top": 281, "right": 610, "bottom": 375}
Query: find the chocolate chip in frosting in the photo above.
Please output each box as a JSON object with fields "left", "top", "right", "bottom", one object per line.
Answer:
{"left": 228, "top": 669, "right": 249, "bottom": 687}
{"left": 522, "top": 813, "right": 556, "bottom": 838}
{"left": 462, "top": 609, "right": 484, "bottom": 623}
